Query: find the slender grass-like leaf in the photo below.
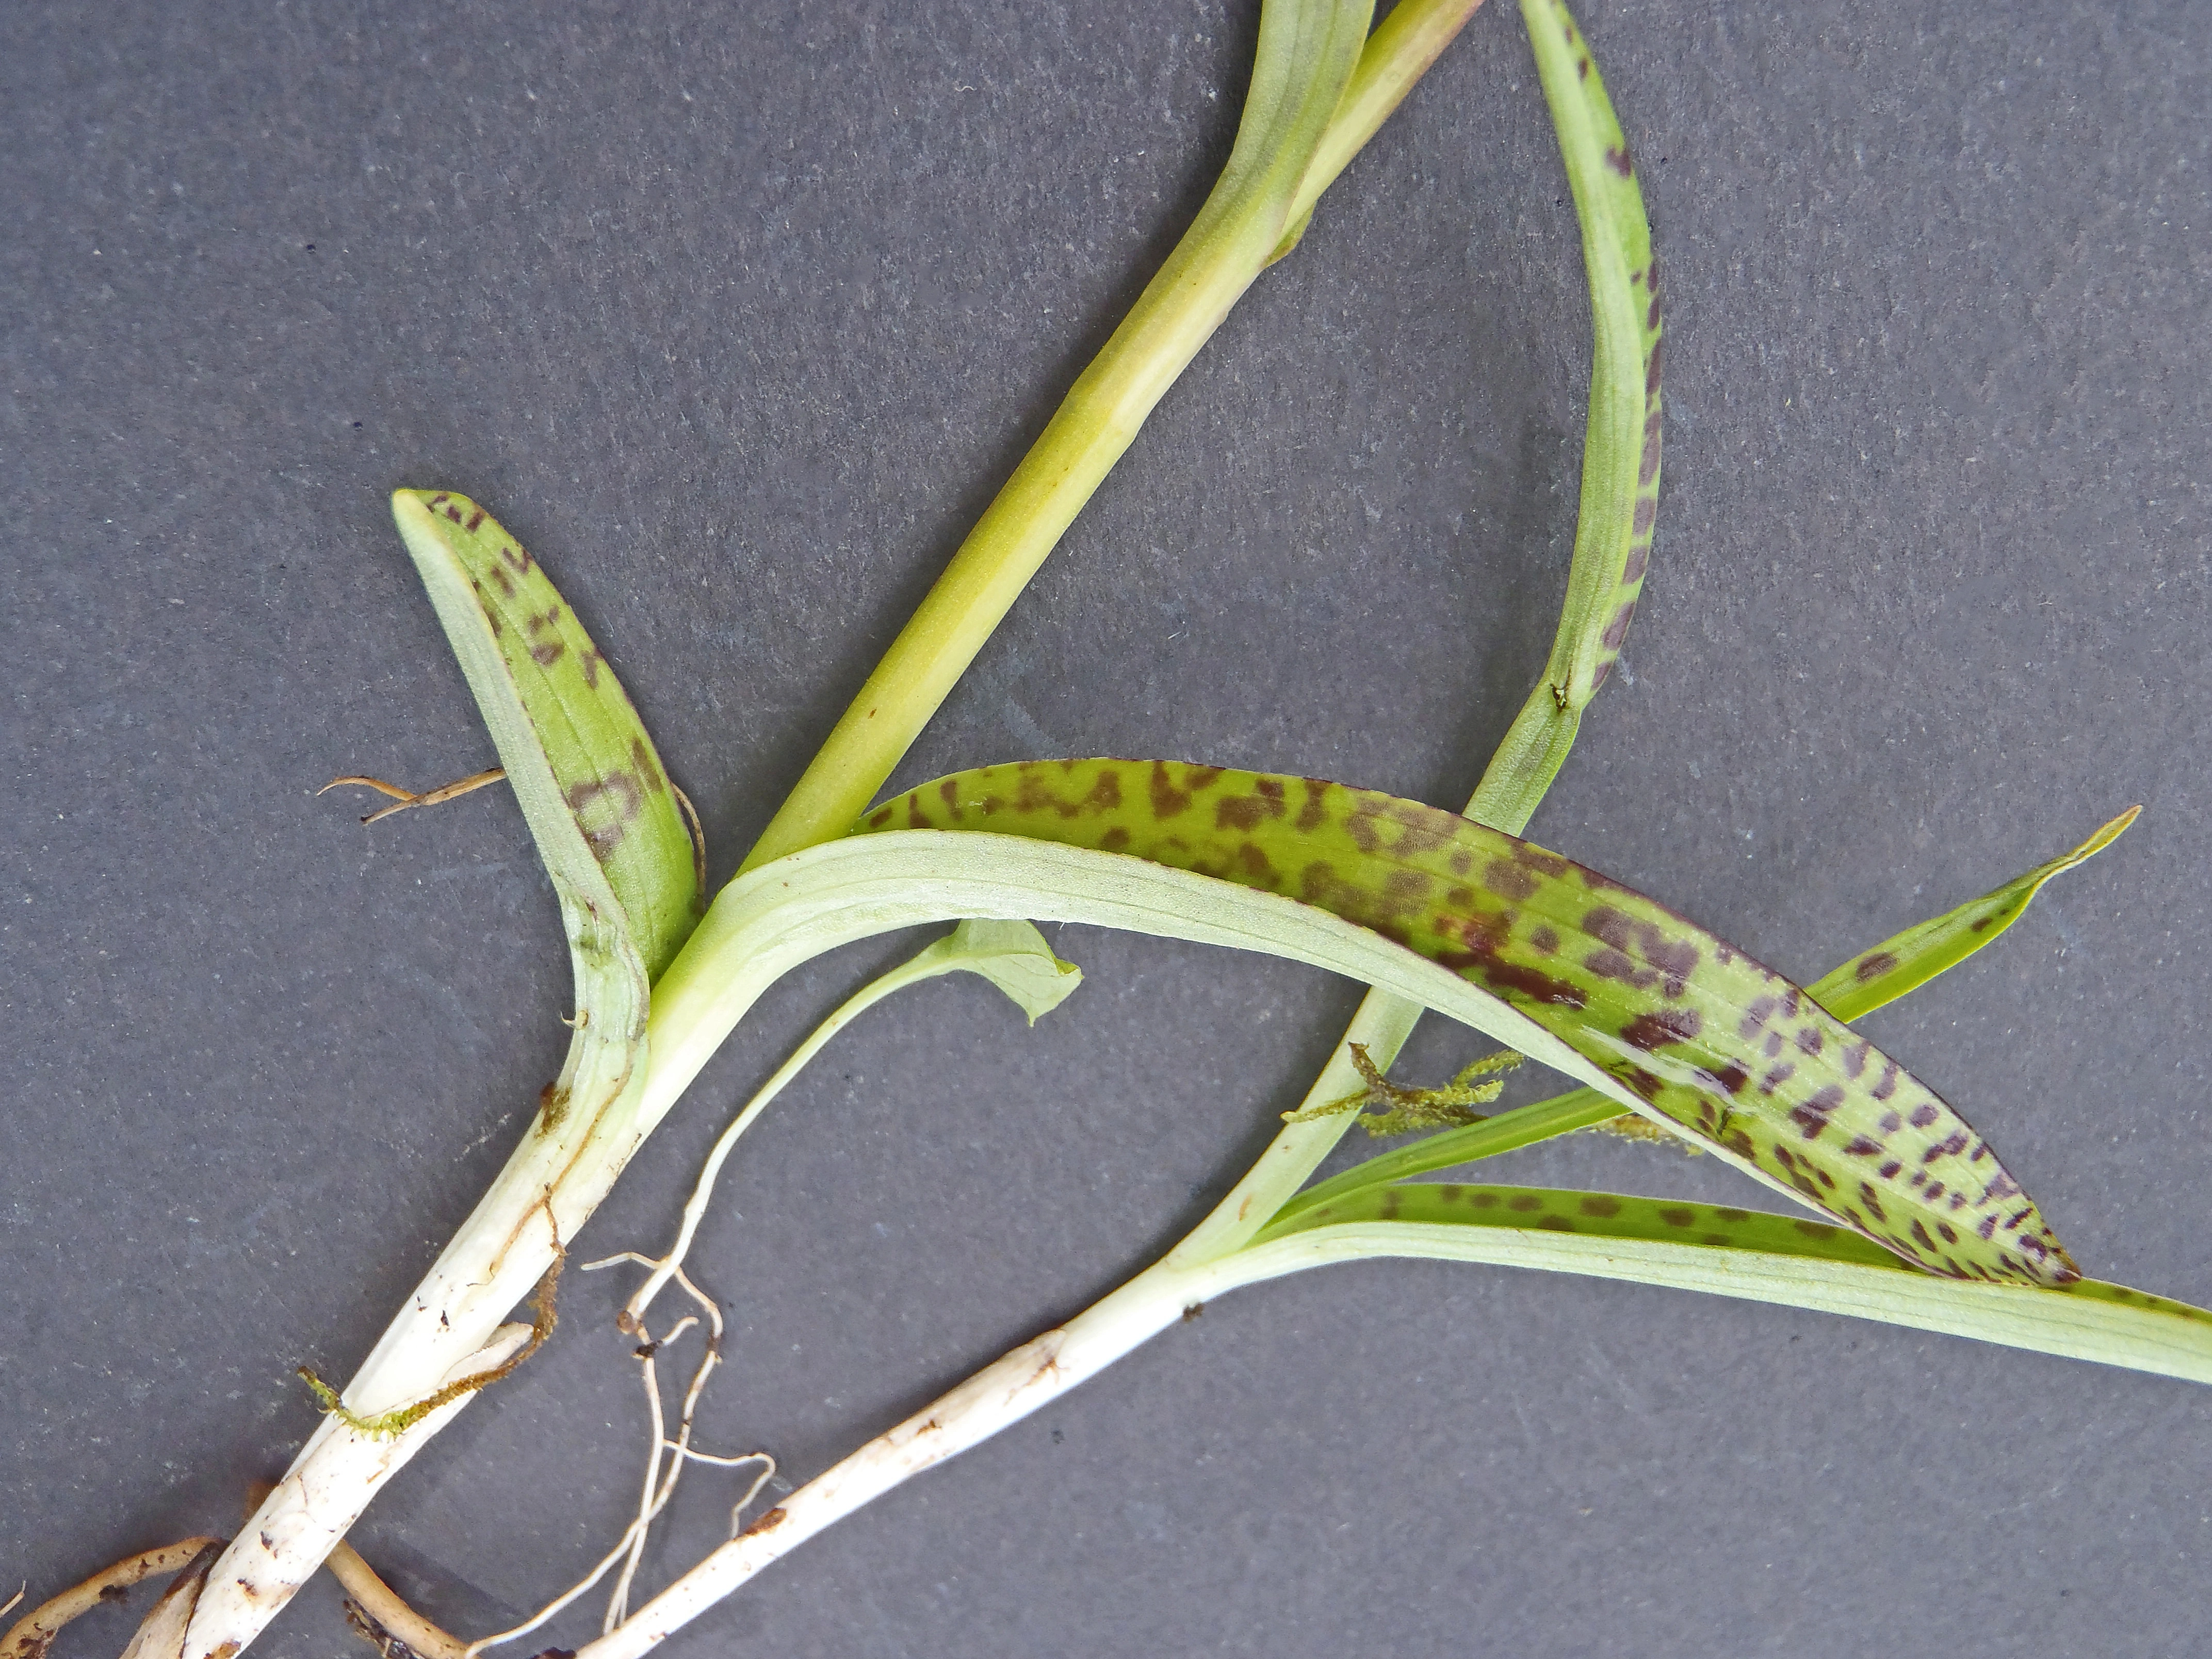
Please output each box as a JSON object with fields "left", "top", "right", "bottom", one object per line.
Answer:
{"left": 1813, "top": 805, "right": 2138, "bottom": 1019}
{"left": 856, "top": 761, "right": 2075, "bottom": 1284}
{"left": 1226, "top": 1187, "right": 2212, "bottom": 1387}
{"left": 1278, "top": 805, "right": 2140, "bottom": 1218}
{"left": 1477, "top": 0, "right": 1663, "bottom": 820}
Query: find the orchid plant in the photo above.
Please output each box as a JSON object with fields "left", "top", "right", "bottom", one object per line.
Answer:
{"left": 10, "top": 4, "right": 2203, "bottom": 1658}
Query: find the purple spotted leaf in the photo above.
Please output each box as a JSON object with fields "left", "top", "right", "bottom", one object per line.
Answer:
{"left": 856, "top": 759, "right": 2078, "bottom": 1286}
{"left": 1262, "top": 1181, "right": 1906, "bottom": 1265}
{"left": 1523, "top": 0, "right": 1662, "bottom": 708}
{"left": 391, "top": 489, "right": 699, "bottom": 979}
{"left": 1277, "top": 803, "right": 2141, "bottom": 1219}
{"left": 1243, "top": 1181, "right": 2212, "bottom": 1383}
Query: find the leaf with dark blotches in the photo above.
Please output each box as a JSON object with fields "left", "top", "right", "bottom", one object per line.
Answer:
{"left": 1522, "top": 0, "right": 1662, "bottom": 706}
{"left": 1276, "top": 804, "right": 2141, "bottom": 1219}
{"left": 1814, "top": 805, "right": 2138, "bottom": 1020}
{"left": 1263, "top": 1181, "right": 1908, "bottom": 1265}
{"left": 856, "top": 759, "right": 2078, "bottom": 1286}
{"left": 391, "top": 490, "right": 700, "bottom": 1151}
{"left": 392, "top": 490, "right": 698, "bottom": 979}
{"left": 1234, "top": 1182, "right": 2212, "bottom": 1386}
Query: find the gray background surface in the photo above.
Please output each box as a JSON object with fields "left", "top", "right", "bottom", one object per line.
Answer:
{"left": 7, "top": 2, "right": 2212, "bottom": 1654}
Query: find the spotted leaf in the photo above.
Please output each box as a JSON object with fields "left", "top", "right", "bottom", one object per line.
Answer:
{"left": 856, "top": 759, "right": 2077, "bottom": 1285}
{"left": 1235, "top": 1182, "right": 2212, "bottom": 1387}
{"left": 392, "top": 490, "right": 698, "bottom": 979}
{"left": 1278, "top": 804, "right": 2141, "bottom": 1219}
{"left": 1263, "top": 1181, "right": 1907, "bottom": 1265}
{"left": 1523, "top": 0, "right": 1662, "bottom": 707}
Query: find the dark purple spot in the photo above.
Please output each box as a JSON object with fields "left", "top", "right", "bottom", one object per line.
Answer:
{"left": 1656, "top": 1207, "right": 1696, "bottom": 1228}
{"left": 1507, "top": 1194, "right": 1544, "bottom": 1213}
{"left": 1585, "top": 946, "right": 1653, "bottom": 988}
{"left": 1148, "top": 762, "right": 1193, "bottom": 820}
{"left": 1296, "top": 778, "right": 1331, "bottom": 831}
{"left": 1908, "top": 1103, "right": 1941, "bottom": 1129}
{"left": 1794, "top": 1026, "right": 1823, "bottom": 1057}
{"left": 1528, "top": 925, "right": 1560, "bottom": 956}
{"left": 1600, "top": 599, "right": 1637, "bottom": 649}
{"left": 1483, "top": 858, "right": 1540, "bottom": 902}
{"left": 1578, "top": 1195, "right": 1622, "bottom": 1218}
{"left": 1215, "top": 792, "right": 1282, "bottom": 831}
{"left": 1853, "top": 950, "right": 1899, "bottom": 983}
{"left": 1622, "top": 1008, "right": 1702, "bottom": 1051}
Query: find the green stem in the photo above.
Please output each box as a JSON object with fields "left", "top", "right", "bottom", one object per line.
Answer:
{"left": 1170, "top": 0, "right": 1661, "bottom": 1260}
{"left": 740, "top": 0, "right": 1486, "bottom": 874}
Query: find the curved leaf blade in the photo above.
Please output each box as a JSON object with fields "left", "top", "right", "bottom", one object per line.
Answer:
{"left": 1280, "top": 803, "right": 2139, "bottom": 1218}
{"left": 392, "top": 490, "right": 699, "bottom": 979}
{"left": 1221, "top": 1205, "right": 2212, "bottom": 1387}
{"left": 1812, "top": 805, "right": 2139, "bottom": 1020}
{"left": 1261, "top": 1180, "right": 1904, "bottom": 1263}
{"left": 1523, "top": 0, "right": 1662, "bottom": 708}
{"left": 857, "top": 760, "right": 2077, "bottom": 1285}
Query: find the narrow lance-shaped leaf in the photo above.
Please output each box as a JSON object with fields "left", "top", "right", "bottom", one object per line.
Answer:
{"left": 1813, "top": 804, "right": 2138, "bottom": 1019}
{"left": 1278, "top": 803, "right": 2142, "bottom": 1216}
{"left": 1225, "top": 1185, "right": 2212, "bottom": 1388}
{"left": 1525, "top": 0, "right": 1662, "bottom": 709}
{"left": 392, "top": 490, "right": 700, "bottom": 977}
{"left": 389, "top": 489, "right": 698, "bottom": 1152}
{"left": 856, "top": 760, "right": 2078, "bottom": 1286}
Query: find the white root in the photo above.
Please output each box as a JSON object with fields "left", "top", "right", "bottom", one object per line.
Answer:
{"left": 568, "top": 1251, "right": 1248, "bottom": 1659}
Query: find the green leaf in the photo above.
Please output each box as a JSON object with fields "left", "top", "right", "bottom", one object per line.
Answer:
{"left": 391, "top": 491, "right": 700, "bottom": 977}
{"left": 1476, "top": 0, "right": 1664, "bottom": 823}
{"left": 390, "top": 490, "right": 699, "bottom": 1151}
{"left": 1279, "top": 804, "right": 2140, "bottom": 1217}
{"left": 854, "top": 760, "right": 2076, "bottom": 1285}
{"left": 907, "top": 918, "right": 1084, "bottom": 1026}
{"left": 1225, "top": 1186, "right": 2212, "bottom": 1388}
{"left": 1811, "top": 804, "right": 2139, "bottom": 1020}
{"left": 1262, "top": 1180, "right": 1902, "bottom": 1261}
